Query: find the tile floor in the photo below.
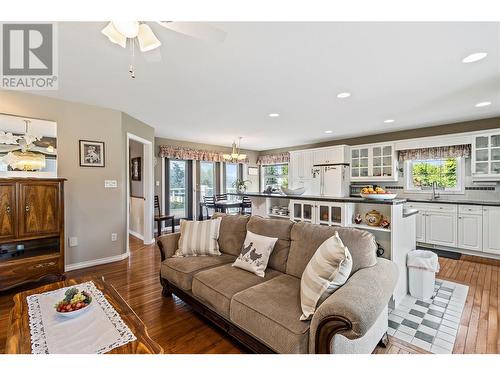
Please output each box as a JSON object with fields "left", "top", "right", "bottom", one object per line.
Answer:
{"left": 388, "top": 279, "right": 468, "bottom": 354}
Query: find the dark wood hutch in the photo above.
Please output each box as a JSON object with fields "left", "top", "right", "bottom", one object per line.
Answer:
{"left": 0, "top": 178, "right": 65, "bottom": 291}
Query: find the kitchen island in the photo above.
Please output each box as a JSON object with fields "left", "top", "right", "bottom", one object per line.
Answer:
{"left": 231, "top": 192, "right": 417, "bottom": 307}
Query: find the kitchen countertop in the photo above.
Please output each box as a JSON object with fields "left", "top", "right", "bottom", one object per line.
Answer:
{"left": 230, "top": 192, "right": 407, "bottom": 205}
{"left": 406, "top": 198, "right": 500, "bottom": 207}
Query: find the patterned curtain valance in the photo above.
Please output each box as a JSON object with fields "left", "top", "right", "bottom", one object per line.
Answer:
{"left": 256, "top": 152, "right": 290, "bottom": 165}
{"left": 398, "top": 144, "right": 471, "bottom": 162}
{"left": 158, "top": 145, "right": 249, "bottom": 163}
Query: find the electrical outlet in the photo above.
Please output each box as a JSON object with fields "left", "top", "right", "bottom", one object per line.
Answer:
{"left": 156, "top": 180, "right": 160, "bottom": 186}
{"left": 111, "top": 233, "right": 117, "bottom": 242}
{"left": 104, "top": 180, "right": 118, "bottom": 188}
{"left": 69, "top": 237, "right": 78, "bottom": 247}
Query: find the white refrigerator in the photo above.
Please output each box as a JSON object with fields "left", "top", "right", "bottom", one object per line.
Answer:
{"left": 311, "top": 164, "right": 350, "bottom": 197}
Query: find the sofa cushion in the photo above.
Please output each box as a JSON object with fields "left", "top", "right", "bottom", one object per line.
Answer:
{"left": 213, "top": 213, "right": 250, "bottom": 256}
{"left": 192, "top": 264, "right": 282, "bottom": 317}
{"left": 286, "top": 223, "right": 378, "bottom": 278}
{"left": 230, "top": 274, "right": 310, "bottom": 353}
{"left": 160, "top": 254, "right": 236, "bottom": 291}
{"left": 246, "top": 216, "right": 293, "bottom": 273}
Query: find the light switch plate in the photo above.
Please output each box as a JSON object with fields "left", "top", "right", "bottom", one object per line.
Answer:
{"left": 104, "top": 180, "right": 117, "bottom": 188}
{"left": 69, "top": 237, "right": 78, "bottom": 247}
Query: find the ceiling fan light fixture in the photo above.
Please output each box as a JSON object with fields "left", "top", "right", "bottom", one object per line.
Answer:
{"left": 112, "top": 21, "right": 140, "bottom": 38}
{"left": 137, "top": 23, "right": 162, "bottom": 52}
{"left": 101, "top": 22, "right": 127, "bottom": 48}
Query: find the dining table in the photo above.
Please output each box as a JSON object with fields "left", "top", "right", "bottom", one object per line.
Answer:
{"left": 213, "top": 199, "right": 244, "bottom": 213}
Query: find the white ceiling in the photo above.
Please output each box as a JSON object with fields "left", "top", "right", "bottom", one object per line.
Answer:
{"left": 36, "top": 22, "right": 500, "bottom": 151}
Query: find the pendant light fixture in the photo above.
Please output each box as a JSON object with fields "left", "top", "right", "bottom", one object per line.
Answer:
{"left": 223, "top": 137, "right": 247, "bottom": 163}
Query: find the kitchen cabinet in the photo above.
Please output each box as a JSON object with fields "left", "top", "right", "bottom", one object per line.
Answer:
{"left": 472, "top": 132, "right": 500, "bottom": 181}
{"left": 405, "top": 202, "right": 457, "bottom": 247}
{"left": 425, "top": 210, "right": 458, "bottom": 248}
{"left": 312, "top": 145, "right": 349, "bottom": 165}
{"left": 483, "top": 206, "right": 500, "bottom": 255}
{"left": 289, "top": 199, "right": 347, "bottom": 226}
{"left": 289, "top": 151, "right": 313, "bottom": 188}
{"left": 350, "top": 143, "right": 397, "bottom": 182}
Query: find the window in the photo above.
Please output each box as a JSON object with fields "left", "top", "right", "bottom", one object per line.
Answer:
{"left": 405, "top": 158, "right": 464, "bottom": 193}
{"left": 168, "top": 160, "right": 188, "bottom": 217}
{"left": 262, "top": 164, "right": 288, "bottom": 190}
{"left": 224, "top": 163, "right": 239, "bottom": 193}
{"left": 199, "top": 161, "right": 215, "bottom": 197}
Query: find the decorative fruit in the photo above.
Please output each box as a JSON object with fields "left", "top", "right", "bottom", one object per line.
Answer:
{"left": 55, "top": 288, "right": 92, "bottom": 313}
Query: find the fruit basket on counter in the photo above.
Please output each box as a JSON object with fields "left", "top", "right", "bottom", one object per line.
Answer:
{"left": 360, "top": 186, "right": 397, "bottom": 201}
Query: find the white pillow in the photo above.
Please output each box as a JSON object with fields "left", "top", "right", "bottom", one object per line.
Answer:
{"left": 232, "top": 230, "right": 278, "bottom": 277}
{"left": 175, "top": 217, "right": 222, "bottom": 257}
{"left": 300, "top": 232, "right": 353, "bottom": 320}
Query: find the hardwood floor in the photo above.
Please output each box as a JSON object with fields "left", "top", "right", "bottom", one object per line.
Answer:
{"left": 1, "top": 237, "right": 499, "bottom": 354}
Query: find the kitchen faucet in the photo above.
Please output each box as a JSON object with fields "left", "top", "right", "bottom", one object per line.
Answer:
{"left": 431, "top": 181, "right": 440, "bottom": 200}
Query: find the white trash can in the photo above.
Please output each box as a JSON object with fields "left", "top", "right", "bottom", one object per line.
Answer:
{"left": 407, "top": 250, "right": 440, "bottom": 300}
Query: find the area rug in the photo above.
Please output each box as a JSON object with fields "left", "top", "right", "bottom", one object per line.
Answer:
{"left": 388, "top": 279, "right": 468, "bottom": 354}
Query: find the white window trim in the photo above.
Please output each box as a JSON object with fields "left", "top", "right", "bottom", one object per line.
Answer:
{"left": 404, "top": 157, "right": 465, "bottom": 195}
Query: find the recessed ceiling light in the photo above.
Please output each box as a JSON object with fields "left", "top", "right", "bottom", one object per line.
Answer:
{"left": 383, "top": 119, "right": 395, "bottom": 123}
{"left": 268, "top": 113, "right": 280, "bottom": 118}
{"left": 462, "top": 52, "right": 488, "bottom": 63}
{"left": 324, "top": 130, "right": 333, "bottom": 134}
{"left": 475, "top": 101, "right": 491, "bottom": 108}
{"left": 337, "top": 92, "right": 351, "bottom": 99}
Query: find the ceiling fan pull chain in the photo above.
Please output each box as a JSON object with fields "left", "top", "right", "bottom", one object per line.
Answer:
{"left": 129, "top": 39, "right": 136, "bottom": 79}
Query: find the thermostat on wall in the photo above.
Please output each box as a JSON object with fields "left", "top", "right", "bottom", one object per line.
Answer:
{"left": 104, "top": 180, "right": 118, "bottom": 188}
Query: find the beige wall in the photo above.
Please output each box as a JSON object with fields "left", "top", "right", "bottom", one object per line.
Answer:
{"left": 260, "top": 116, "right": 500, "bottom": 155}
{"left": 0, "top": 91, "right": 154, "bottom": 267}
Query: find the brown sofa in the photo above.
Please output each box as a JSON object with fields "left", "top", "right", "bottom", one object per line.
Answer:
{"left": 157, "top": 214, "right": 398, "bottom": 354}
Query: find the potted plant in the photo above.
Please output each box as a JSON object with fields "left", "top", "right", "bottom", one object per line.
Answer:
{"left": 233, "top": 179, "right": 251, "bottom": 193}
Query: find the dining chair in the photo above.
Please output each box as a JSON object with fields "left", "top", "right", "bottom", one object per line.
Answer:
{"left": 215, "top": 193, "right": 228, "bottom": 202}
{"left": 202, "top": 196, "right": 216, "bottom": 219}
{"left": 154, "top": 195, "right": 175, "bottom": 237}
{"left": 241, "top": 196, "right": 252, "bottom": 215}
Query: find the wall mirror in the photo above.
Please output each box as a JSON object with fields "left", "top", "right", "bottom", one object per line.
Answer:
{"left": 0, "top": 113, "right": 57, "bottom": 177}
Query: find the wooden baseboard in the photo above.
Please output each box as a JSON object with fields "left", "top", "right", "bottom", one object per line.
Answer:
{"left": 65, "top": 252, "right": 129, "bottom": 272}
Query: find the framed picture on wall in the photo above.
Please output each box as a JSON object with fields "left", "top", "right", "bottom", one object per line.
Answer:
{"left": 131, "top": 157, "right": 141, "bottom": 181}
{"left": 79, "top": 140, "right": 105, "bottom": 167}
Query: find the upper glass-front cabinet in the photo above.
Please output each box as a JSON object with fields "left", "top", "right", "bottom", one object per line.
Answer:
{"left": 473, "top": 133, "right": 500, "bottom": 180}
{"left": 351, "top": 143, "right": 397, "bottom": 182}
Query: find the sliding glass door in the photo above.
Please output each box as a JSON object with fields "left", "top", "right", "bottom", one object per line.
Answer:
{"left": 224, "top": 163, "right": 239, "bottom": 194}
{"left": 166, "top": 159, "right": 193, "bottom": 220}
{"left": 199, "top": 161, "right": 216, "bottom": 197}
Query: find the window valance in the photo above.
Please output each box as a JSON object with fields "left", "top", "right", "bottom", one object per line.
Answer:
{"left": 256, "top": 152, "right": 290, "bottom": 165}
{"left": 398, "top": 144, "right": 471, "bottom": 162}
{"left": 158, "top": 145, "right": 248, "bottom": 163}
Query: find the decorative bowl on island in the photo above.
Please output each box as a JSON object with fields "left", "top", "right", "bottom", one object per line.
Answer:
{"left": 54, "top": 287, "right": 92, "bottom": 318}
{"left": 360, "top": 186, "right": 397, "bottom": 201}
{"left": 281, "top": 187, "right": 306, "bottom": 196}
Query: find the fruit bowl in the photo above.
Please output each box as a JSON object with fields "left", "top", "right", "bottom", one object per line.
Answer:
{"left": 54, "top": 287, "right": 93, "bottom": 318}
{"left": 360, "top": 193, "right": 398, "bottom": 200}
{"left": 281, "top": 187, "right": 306, "bottom": 196}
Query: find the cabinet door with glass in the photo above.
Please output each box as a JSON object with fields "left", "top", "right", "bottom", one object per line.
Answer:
{"left": 316, "top": 202, "right": 346, "bottom": 226}
{"left": 289, "top": 200, "right": 316, "bottom": 223}
{"left": 371, "top": 144, "right": 394, "bottom": 180}
{"left": 350, "top": 147, "right": 369, "bottom": 180}
{"left": 473, "top": 133, "right": 500, "bottom": 180}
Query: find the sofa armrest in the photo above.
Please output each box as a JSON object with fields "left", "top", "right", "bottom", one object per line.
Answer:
{"left": 309, "top": 257, "right": 398, "bottom": 353}
{"left": 157, "top": 232, "right": 181, "bottom": 261}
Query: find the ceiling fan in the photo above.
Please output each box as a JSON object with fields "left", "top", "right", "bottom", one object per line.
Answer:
{"left": 101, "top": 21, "right": 227, "bottom": 78}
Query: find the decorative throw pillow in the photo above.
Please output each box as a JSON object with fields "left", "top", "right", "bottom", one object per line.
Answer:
{"left": 300, "top": 232, "right": 353, "bottom": 320}
{"left": 232, "top": 231, "right": 278, "bottom": 277}
{"left": 175, "top": 217, "right": 222, "bottom": 257}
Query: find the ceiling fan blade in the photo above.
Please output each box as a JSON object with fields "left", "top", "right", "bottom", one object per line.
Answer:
{"left": 157, "top": 22, "right": 226, "bottom": 43}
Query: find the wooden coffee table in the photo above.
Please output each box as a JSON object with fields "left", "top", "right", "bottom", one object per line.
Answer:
{"left": 6, "top": 277, "right": 163, "bottom": 354}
